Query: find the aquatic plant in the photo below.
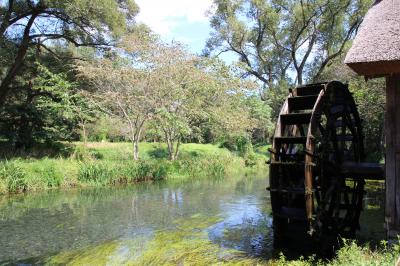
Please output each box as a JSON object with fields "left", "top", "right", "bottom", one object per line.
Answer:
{"left": 46, "top": 214, "right": 265, "bottom": 266}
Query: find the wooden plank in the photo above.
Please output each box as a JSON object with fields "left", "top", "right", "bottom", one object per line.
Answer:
{"left": 346, "top": 61, "right": 400, "bottom": 78}
{"left": 288, "top": 95, "right": 318, "bottom": 111}
{"left": 395, "top": 75, "right": 400, "bottom": 237}
{"left": 278, "top": 207, "right": 307, "bottom": 221}
{"left": 336, "top": 134, "right": 354, "bottom": 142}
{"left": 274, "top": 136, "right": 307, "bottom": 145}
{"left": 295, "top": 84, "right": 325, "bottom": 96}
{"left": 340, "top": 162, "right": 384, "bottom": 180}
{"left": 385, "top": 75, "right": 400, "bottom": 237}
{"left": 280, "top": 112, "right": 312, "bottom": 125}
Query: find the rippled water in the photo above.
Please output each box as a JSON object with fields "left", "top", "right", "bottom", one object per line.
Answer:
{"left": 0, "top": 173, "right": 274, "bottom": 264}
{"left": 0, "top": 173, "right": 385, "bottom": 265}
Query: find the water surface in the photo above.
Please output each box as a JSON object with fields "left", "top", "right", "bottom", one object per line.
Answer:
{"left": 0, "top": 173, "right": 273, "bottom": 264}
{"left": 0, "top": 173, "right": 385, "bottom": 265}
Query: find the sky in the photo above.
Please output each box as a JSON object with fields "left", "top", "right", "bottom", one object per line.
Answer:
{"left": 135, "top": 0, "right": 214, "bottom": 55}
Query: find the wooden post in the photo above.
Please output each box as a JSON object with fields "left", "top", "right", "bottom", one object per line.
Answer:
{"left": 385, "top": 75, "right": 400, "bottom": 239}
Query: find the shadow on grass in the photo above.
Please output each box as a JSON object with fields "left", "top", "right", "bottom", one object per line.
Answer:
{"left": 0, "top": 141, "right": 75, "bottom": 160}
{"left": 147, "top": 147, "right": 200, "bottom": 159}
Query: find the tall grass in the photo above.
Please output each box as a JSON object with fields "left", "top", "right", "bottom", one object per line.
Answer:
{"left": 0, "top": 142, "right": 267, "bottom": 195}
{"left": 0, "top": 161, "right": 28, "bottom": 193}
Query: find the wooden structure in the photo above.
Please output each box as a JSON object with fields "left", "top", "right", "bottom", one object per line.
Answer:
{"left": 344, "top": 0, "right": 400, "bottom": 239}
{"left": 268, "top": 81, "right": 384, "bottom": 242}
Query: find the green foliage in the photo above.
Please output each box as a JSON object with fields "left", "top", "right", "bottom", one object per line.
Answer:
{"left": 349, "top": 78, "right": 385, "bottom": 162}
{"left": 78, "top": 162, "right": 116, "bottom": 185}
{"left": 245, "top": 95, "right": 274, "bottom": 142}
{"left": 0, "top": 161, "right": 28, "bottom": 193}
{"left": 0, "top": 62, "right": 97, "bottom": 148}
{"left": 206, "top": 0, "right": 372, "bottom": 86}
{"left": 219, "top": 135, "right": 259, "bottom": 167}
{"left": 265, "top": 81, "right": 291, "bottom": 123}
{"left": 0, "top": 0, "right": 139, "bottom": 108}
{"left": 0, "top": 142, "right": 260, "bottom": 195}
{"left": 325, "top": 239, "right": 400, "bottom": 266}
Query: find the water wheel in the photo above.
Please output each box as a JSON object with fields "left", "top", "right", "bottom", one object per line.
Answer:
{"left": 268, "top": 81, "right": 383, "bottom": 244}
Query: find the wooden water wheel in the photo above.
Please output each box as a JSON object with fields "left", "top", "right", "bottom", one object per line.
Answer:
{"left": 268, "top": 81, "right": 384, "bottom": 243}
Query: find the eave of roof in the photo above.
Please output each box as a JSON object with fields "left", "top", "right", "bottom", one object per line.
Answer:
{"left": 345, "top": 0, "right": 400, "bottom": 76}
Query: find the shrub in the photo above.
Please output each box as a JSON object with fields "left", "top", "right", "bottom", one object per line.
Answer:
{"left": 150, "top": 160, "right": 171, "bottom": 180}
{"left": 219, "top": 135, "right": 257, "bottom": 166}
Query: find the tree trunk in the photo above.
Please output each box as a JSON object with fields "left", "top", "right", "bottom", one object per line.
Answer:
{"left": 174, "top": 138, "right": 181, "bottom": 160}
{"left": 167, "top": 139, "right": 175, "bottom": 160}
{"left": 0, "top": 0, "right": 14, "bottom": 38}
{"left": 133, "top": 139, "right": 139, "bottom": 161}
{"left": 0, "top": 13, "right": 37, "bottom": 104}
{"left": 297, "top": 67, "right": 303, "bottom": 86}
{"left": 82, "top": 122, "right": 88, "bottom": 150}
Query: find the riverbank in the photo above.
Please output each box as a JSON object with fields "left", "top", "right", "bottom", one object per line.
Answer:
{"left": 0, "top": 145, "right": 396, "bottom": 265}
{"left": 0, "top": 142, "right": 268, "bottom": 195}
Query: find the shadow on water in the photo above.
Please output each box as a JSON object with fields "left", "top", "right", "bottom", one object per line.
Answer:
{"left": 265, "top": 180, "right": 386, "bottom": 261}
{"left": 0, "top": 175, "right": 386, "bottom": 265}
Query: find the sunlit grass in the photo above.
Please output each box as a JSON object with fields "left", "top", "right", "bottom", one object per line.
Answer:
{"left": 0, "top": 142, "right": 265, "bottom": 195}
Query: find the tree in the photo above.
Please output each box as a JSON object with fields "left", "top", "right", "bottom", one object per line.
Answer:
{"left": 77, "top": 30, "right": 159, "bottom": 160}
{"left": 205, "top": 0, "right": 372, "bottom": 88}
{"left": 0, "top": 0, "right": 139, "bottom": 104}
{"left": 245, "top": 94, "right": 274, "bottom": 143}
{"left": 146, "top": 40, "right": 256, "bottom": 160}
{"left": 68, "top": 92, "right": 97, "bottom": 149}
{"left": 0, "top": 61, "right": 87, "bottom": 148}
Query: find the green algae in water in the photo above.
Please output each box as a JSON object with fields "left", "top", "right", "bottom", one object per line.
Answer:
{"left": 46, "top": 215, "right": 265, "bottom": 266}
{"left": 47, "top": 241, "right": 120, "bottom": 265}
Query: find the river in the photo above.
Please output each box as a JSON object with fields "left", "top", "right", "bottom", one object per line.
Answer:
{"left": 0, "top": 172, "right": 384, "bottom": 265}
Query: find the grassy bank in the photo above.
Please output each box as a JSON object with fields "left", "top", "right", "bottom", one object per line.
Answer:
{"left": 0, "top": 142, "right": 268, "bottom": 195}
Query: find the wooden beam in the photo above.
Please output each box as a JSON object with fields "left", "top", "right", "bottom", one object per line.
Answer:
{"left": 347, "top": 60, "right": 400, "bottom": 78}
{"left": 385, "top": 75, "right": 400, "bottom": 238}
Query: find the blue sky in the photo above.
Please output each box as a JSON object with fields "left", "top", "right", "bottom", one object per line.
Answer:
{"left": 135, "top": 0, "right": 214, "bottom": 54}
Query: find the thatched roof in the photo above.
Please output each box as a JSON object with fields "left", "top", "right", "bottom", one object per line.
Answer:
{"left": 344, "top": 0, "right": 400, "bottom": 76}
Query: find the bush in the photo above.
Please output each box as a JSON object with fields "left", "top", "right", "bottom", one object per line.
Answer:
{"left": 150, "top": 161, "right": 171, "bottom": 180}
{"left": 219, "top": 135, "right": 258, "bottom": 167}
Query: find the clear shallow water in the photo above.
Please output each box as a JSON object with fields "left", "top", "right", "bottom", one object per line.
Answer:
{"left": 0, "top": 173, "right": 385, "bottom": 265}
{"left": 0, "top": 173, "right": 273, "bottom": 264}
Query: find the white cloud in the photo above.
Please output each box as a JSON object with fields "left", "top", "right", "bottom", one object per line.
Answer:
{"left": 135, "top": 0, "right": 213, "bottom": 36}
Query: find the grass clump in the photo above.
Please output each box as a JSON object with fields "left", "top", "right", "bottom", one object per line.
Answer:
{"left": 326, "top": 239, "right": 400, "bottom": 266}
{"left": 273, "top": 239, "right": 400, "bottom": 266}
{"left": 78, "top": 162, "right": 116, "bottom": 185}
{"left": 0, "top": 161, "right": 28, "bottom": 193}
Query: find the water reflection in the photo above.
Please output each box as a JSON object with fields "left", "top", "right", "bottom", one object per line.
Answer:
{"left": 0, "top": 173, "right": 272, "bottom": 264}
{"left": 0, "top": 174, "right": 385, "bottom": 264}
